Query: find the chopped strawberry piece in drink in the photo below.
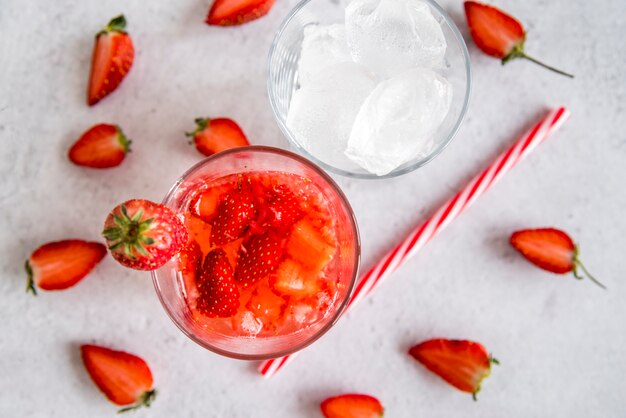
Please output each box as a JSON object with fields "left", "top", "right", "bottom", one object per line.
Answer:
{"left": 286, "top": 218, "right": 336, "bottom": 272}
{"left": 211, "top": 191, "right": 256, "bottom": 245}
{"left": 189, "top": 185, "right": 230, "bottom": 222}
{"left": 266, "top": 185, "right": 304, "bottom": 233}
{"left": 235, "top": 232, "right": 283, "bottom": 287}
{"left": 178, "top": 241, "right": 203, "bottom": 309}
{"left": 185, "top": 216, "right": 214, "bottom": 254}
{"left": 246, "top": 282, "right": 287, "bottom": 331}
{"left": 196, "top": 249, "right": 240, "bottom": 318}
{"left": 270, "top": 258, "right": 321, "bottom": 297}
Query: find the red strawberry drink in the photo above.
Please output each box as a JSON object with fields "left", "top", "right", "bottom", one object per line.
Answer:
{"left": 152, "top": 147, "right": 359, "bottom": 359}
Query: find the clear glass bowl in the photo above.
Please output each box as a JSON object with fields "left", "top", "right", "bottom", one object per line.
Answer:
{"left": 151, "top": 146, "right": 360, "bottom": 360}
{"left": 267, "top": 0, "right": 471, "bottom": 179}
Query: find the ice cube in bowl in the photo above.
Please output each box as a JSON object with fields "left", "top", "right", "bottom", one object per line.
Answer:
{"left": 267, "top": 0, "right": 471, "bottom": 179}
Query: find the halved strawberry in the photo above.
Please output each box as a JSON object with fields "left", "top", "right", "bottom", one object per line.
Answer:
{"left": 185, "top": 215, "right": 214, "bottom": 254}
{"left": 409, "top": 339, "right": 498, "bottom": 400}
{"left": 68, "top": 124, "right": 131, "bottom": 168}
{"left": 211, "top": 191, "right": 256, "bottom": 245}
{"left": 206, "top": 0, "right": 275, "bottom": 26}
{"left": 510, "top": 228, "right": 605, "bottom": 288}
{"left": 186, "top": 118, "right": 249, "bottom": 157}
{"left": 102, "top": 199, "right": 188, "bottom": 271}
{"left": 321, "top": 394, "right": 384, "bottom": 418}
{"left": 196, "top": 249, "right": 240, "bottom": 317}
{"left": 266, "top": 185, "right": 304, "bottom": 233}
{"left": 270, "top": 258, "right": 320, "bottom": 297}
{"left": 286, "top": 218, "right": 336, "bottom": 273}
{"left": 81, "top": 344, "right": 156, "bottom": 412}
{"left": 235, "top": 232, "right": 283, "bottom": 287}
{"left": 464, "top": 1, "right": 573, "bottom": 78}
{"left": 87, "top": 15, "right": 134, "bottom": 106}
{"left": 25, "top": 240, "right": 107, "bottom": 295}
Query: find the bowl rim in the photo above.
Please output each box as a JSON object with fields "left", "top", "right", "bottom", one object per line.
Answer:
{"left": 151, "top": 145, "right": 361, "bottom": 360}
{"left": 267, "top": 0, "right": 472, "bottom": 179}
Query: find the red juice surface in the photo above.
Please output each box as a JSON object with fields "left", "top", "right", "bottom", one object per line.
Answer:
{"left": 176, "top": 171, "right": 346, "bottom": 339}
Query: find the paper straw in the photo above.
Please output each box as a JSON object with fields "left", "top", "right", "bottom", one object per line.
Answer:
{"left": 259, "top": 107, "right": 570, "bottom": 378}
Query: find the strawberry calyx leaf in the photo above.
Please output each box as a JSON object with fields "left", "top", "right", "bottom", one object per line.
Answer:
{"left": 471, "top": 354, "right": 500, "bottom": 401}
{"left": 116, "top": 126, "right": 132, "bottom": 153}
{"left": 117, "top": 389, "right": 157, "bottom": 414}
{"left": 185, "top": 117, "right": 211, "bottom": 143}
{"left": 25, "top": 260, "right": 37, "bottom": 296}
{"left": 106, "top": 15, "right": 128, "bottom": 34}
{"left": 102, "top": 204, "right": 155, "bottom": 259}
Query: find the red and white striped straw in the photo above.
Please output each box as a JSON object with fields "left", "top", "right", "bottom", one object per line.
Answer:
{"left": 259, "top": 107, "right": 570, "bottom": 378}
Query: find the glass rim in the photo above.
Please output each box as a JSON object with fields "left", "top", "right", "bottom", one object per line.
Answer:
{"left": 151, "top": 145, "right": 361, "bottom": 360}
{"left": 267, "top": 0, "right": 472, "bottom": 180}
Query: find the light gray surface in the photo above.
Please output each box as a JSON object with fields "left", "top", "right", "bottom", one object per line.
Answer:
{"left": 1, "top": 0, "right": 625, "bottom": 416}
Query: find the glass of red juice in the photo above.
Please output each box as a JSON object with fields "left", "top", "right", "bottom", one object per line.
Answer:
{"left": 152, "top": 146, "right": 360, "bottom": 359}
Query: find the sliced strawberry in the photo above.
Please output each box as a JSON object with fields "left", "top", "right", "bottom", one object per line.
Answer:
{"left": 409, "top": 339, "right": 498, "bottom": 400}
{"left": 102, "top": 199, "right": 188, "bottom": 271}
{"left": 246, "top": 280, "right": 286, "bottom": 330}
{"left": 206, "top": 0, "right": 275, "bottom": 26}
{"left": 196, "top": 249, "right": 240, "bottom": 318}
{"left": 510, "top": 228, "right": 605, "bottom": 288}
{"left": 211, "top": 191, "right": 256, "bottom": 245}
{"left": 186, "top": 118, "right": 249, "bottom": 157}
{"left": 188, "top": 185, "right": 230, "bottom": 222}
{"left": 235, "top": 232, "right": 283, "bottom": 287}
{"left": 464, "top": 1, "right": 573, "bottom": 77}
{"left": 321, "top": 394, "right": 384, "bottom": 418}
{"left": 270, "top": 258, "right": 321, "bottom": 297}
{"left": 81, "top": 344, "right": 156, "bottom": 412}
{"left": 286, "top": 218, "right": 336, "bottom": 273}
{"left": 87, "top": 15, "right": 134, "bottom": 106}
{"left": 266, "top": 185, "right": 304, "bottom": 233}
{"left": 25, "top": 240, "right": 106, "bottom": 294}
{"left": 68, "top": 124, "right": 130, "bottom": 168}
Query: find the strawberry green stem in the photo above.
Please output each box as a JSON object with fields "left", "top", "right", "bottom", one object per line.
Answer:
{"left": 519, "top": 53, "right": 574, "bottom": 78}
{"left": 574, "top": 259, "right": 606, "bottom": 290}
{"left": 24, "top": 261, "right": 37, "bottom": 296}
{"left": 503, "top": 43, "right": 574, "bottom": 78}
{"left": 117, "top": 389, "right": 157, "bottom": 414}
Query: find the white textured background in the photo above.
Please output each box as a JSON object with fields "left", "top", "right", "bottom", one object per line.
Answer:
{"left": 1, "top": 0, "right": 625, "bottom": 416}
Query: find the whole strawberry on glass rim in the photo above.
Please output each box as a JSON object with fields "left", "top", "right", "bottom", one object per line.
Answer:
{"left": 102, "top": 199, "right": 187, "bottom": 270}
{"left": 464, "top": 1, "right": 573, "bottom": 78}
{"left": 510, "top": 227, "right": 605, "bottom": 289}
